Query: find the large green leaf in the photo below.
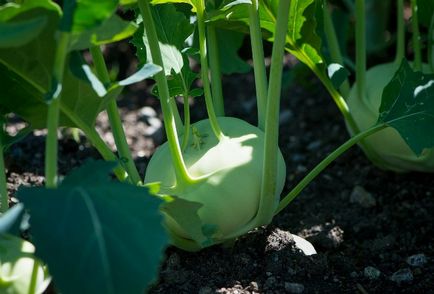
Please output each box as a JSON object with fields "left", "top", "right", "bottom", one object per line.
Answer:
{"left": 0, "top": 234, "right": 51, "bottom": 294}
{"left": 17, "top": 161, "right": 168, "bottom": 294}
{"left": 69, "top": 14, "right": 138, "bottom": 50}
{"left": 216, "top": 28, "right": 250, "bottom": 74}
{"left": 378, "top": 59, "right": 434, "bottom": 156}
{"left": 60, "top": 0, "right": 119, "bottom": 33}
{"left": 0, "top": 2, "right": 116, "bottom": 129}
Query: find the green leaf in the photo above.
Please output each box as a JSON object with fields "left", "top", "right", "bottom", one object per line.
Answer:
{"left": 418, "top": 0, "right": 434, "bottom": 28}
{"left": 327, "top": 63, "right": 349, "bottom": 89}
{"left": 0, "top": 203, "right": 24, "bottom": 235}
{"left": 0, "top": 234, "right": 51, "bottom": 294}
{"left": 0, "top": 15, "right": 47, "bottom": 48}
{"left": 69, "top": 14, "right": 138, "bottom": 51}
{"left": 151, "top": 0, "right": 200, "bottom": 12}
{"left": 136, "top": 3, "right": 194, "bottom": 75}
{"left": 151, "top": 60, "right": 202, "bottom": 97}
{"left": 118, "top": 63, "right": 162, "bottom": 86}
{"left": 17, "top": 160, "right": 168, "bottom": 294}
{"left": 216, "top": 28, "right": 250, "bottom": 74}
{"left": 0, "top": 3, "right": 117, "bottom": 130}
{"left": 378, "top": 59, "right": 434, "bottom": 156}
{"left": 60, "top": 0, "right": 119, "bottom": 33}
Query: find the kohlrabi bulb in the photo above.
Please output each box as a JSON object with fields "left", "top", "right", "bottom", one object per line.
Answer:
{"left": 347, "top": 62, "right": 434, "bottom": 172}
{"left": 145, "top": 117, "right": 286, "bottom": 251}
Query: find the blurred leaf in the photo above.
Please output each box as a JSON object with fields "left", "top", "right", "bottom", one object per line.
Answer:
{"left": 151, "top": 0, "right": 200, "bottom": 12}
{"left": 378, "top": 59, "right": 434, "bottom": 156}
{"left": 0, "top": 15, "right": 47, "bottom": 48}
{"left": 60, "top": 0, "right": 119, "bottom": 33}
{"left": 69, "top": 14, "right": 138, "bottom": 51}
{"left": 17, "top": 160, "right": 168, "bottom": 294}
{"left": 0, "top": 3, "right": 118, "bottom": 130}
{"left": 0, "top": 234, "right": 51, "bottom": 294}
{"left": 136, "top": 4, "right": 194, "bottom": 75}
{"left": 327, "top": 63, "right": 349, "bottom": 89}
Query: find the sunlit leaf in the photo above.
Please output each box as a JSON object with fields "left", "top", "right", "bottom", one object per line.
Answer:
{"left": 378, "top": 59, "right": 434, "bottom": 156}
{"left": 0, "top": 15, "right": 47, "bottom": 48}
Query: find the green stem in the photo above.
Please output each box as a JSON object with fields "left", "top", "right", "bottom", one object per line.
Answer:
{"left": 248, "top": 0, "right": 268, "bottom": 130}
{"left": 395, "top": 0, "right": 405, "bottom": 64}
{"left": 275, "top": 124, "right": 386, "bottom": 214}
{"left": 89, "top": 46, "right": 141, "bottom": 185}
{"left": 45, "top": 32, "right": 70, "bottom": 189}
{"left": 196, "top": 1, "right": 224, "bottom": 139}
{"left": 355, "top": 0, "right": 366, "bottom": 105}
{"left": 181, "top": 95, "right": 191, "bottom": 151}
{"left": 0, "top": 145, "right": 7, "bottom": 213}
{"left": 27, "top": 259, "right": 40, "bottom": 294}
{"left": 207, "top": 25, "right": 225, "bottom": 116}
{"left": 323, "top": 0, "right": 350, "bottom": 98}
{"left": 138, "top": 0, "right": 196, "bottom": 185}
{"left": 256, "top": 0, "right": 291, "bottom": 226}
{"left": 411, "top": 0, "right": 422, "bottom": 71}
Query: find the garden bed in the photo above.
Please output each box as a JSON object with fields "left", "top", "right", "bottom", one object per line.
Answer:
{"left": 6, "top": 58, "right": 433, "bottom": 293}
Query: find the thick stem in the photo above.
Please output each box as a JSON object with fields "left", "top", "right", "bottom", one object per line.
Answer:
{"left": 411, "top": 0, "right": 422, "bottom": 71}
{"left": 27, "top": 259, "right": 40, "bottom": 294}
{"left": 248, "top": 0, "right": 268, "bottom": 130}
{"left": 323, "top": 0, "right": 350, "bottom": 98}
{"left": 196, "top": 1, "right": 224, "bottom": 139}
{"left": 170, "top": 98, "right": 183, "bottom": 131}
{"left": 207, "top": 25, "right": 225, "bottom": 116}
{"left": 395, "top": 0, "right": 405, "bottom": 64}
{"left": 89, "top": 46, "right": 141, "bottom": 185}
{"left": 0, "top": 145, "right": 7, "bottom": 213}
{"left": 45, "top": 32, "right": 70, "bottom": 188}
{"left": 138, "top": 0, "right": 196, "bottom": 185}
{"left": 275, "top": 124, "right": 386, "bottom": 214}
{"left": 355, "top": 0, "right": 366, "bottom": 104}
{"left": 256, "top": 0, "right": 291, "bottom": 226}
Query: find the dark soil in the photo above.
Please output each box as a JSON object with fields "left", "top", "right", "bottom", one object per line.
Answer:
{"left": 5, "top": 54, "right": 434, "bottom": 293}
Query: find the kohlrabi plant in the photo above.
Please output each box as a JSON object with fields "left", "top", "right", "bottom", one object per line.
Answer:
{"left": 323, "top": 0, "right": 434, "bottom": 172}
{"left": 1, "top": 0, "right": 434, "bottom": 293}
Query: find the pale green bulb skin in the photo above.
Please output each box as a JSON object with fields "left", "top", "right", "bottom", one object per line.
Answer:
{"left": 145, "top": 117, "right": 286, "bottom": 248}
{"left": 347, "top": 62, "right": 434, "bottom": 172}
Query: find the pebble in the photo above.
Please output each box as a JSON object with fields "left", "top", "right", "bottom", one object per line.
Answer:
{"left": 364, "top": 266, "right": 381, "bottom": 280}
{"left": 198, "top": 286, "right": 213, "bottom": 294}
{"left": 284, "top": 282, "right": 304, "bottom": 293}
{"left": 390, "top": 268, "right": 413, "bottom": 284}
{"left": 406, "top": 253, "right": 427, "bottom": 267}
{"left": 350, "top": 185, "right": 376, "bottom": 208}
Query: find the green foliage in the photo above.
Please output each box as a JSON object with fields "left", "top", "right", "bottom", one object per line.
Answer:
{"left": 17, "top": 161, "right": 168, "bottom": 294}
{"left": 0, "top": 15, "right": 47, "bottom": 48}
{"left": 215, "top": 28, "right": 250, "bottom": 74}
{"left": 60, "top": 0, "right": 118, "bottom": 33}
{"left": 327, "top": 63, "right": 349, "bottom": 89}
{"left": 418, "top": 0, "right": 434, "bottom": 28}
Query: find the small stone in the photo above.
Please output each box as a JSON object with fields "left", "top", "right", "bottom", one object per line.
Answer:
{"left": 406, "top": 254, "right": 427, "bottom": 267}
{"left": 350, "top": 185, "right": 376, "bottom": 208}
{"left": 306, "top": 140, "right": 321, "bottom": 151}
{"left": 264, "top": 276, "right": 277, "bottom": 289}
{"left": 266, "top": 229, "right": 294, "bottom": 251}
{"left": 249, "top": 281, "right": 259, "bottom": 291}
{"left": 279, "top": 109, "right": 293, "bottom": 124}
{"left": 284, "top": 282, "right": 304, "bottom": 293}
{"left": 350, "top": 271, "right": 359, "bottom": 278}
{"left": 390, "top": 268, "right": 414, "bottom": 284}
{"left": 287, "top": 267, "right": 297, "bottom": 275}
{"left": 364, "top": 266, "right": 381, "bottom": 280}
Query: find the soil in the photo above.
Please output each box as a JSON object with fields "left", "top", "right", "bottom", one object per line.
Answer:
{"left": 4, "top": 53, "right": 434, "bottom": 293}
